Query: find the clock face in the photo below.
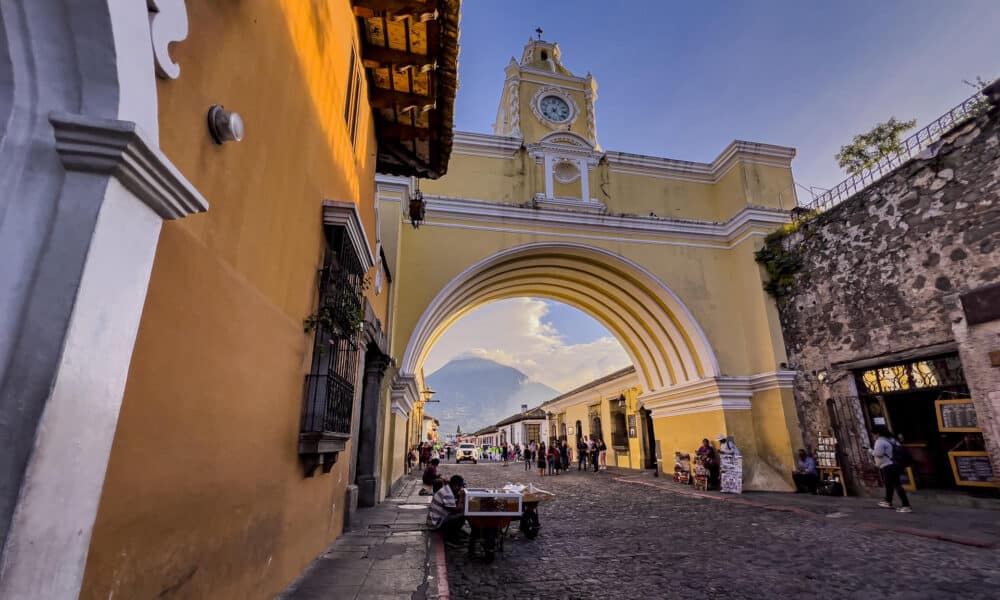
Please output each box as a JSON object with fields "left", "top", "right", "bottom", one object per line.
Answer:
{"left": 539, "top": 95, "right": 571, "bottom": 122}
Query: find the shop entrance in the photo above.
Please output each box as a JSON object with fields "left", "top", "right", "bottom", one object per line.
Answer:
{"left": 855, "top": 353, "right": 987, "bottom": 490}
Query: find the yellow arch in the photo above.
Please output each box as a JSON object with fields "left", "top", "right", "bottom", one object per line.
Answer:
{"left": 400, "top": 242, "right": 719, "bottom": 396}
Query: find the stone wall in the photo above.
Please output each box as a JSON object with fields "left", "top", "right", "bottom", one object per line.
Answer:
{"left": 771, "top": 89, "right": 1000, "bottom": 492}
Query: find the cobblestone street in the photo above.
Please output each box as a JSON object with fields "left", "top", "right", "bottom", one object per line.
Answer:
{"left": 441, "top": 462, "right": 1000, "bottom": 600}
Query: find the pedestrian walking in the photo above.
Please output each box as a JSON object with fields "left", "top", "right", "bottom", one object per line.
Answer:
{"left": 872, "top": 426, "right": 912, "bottom": 513}
{"left": 598, "top": 438, "right": 608, "bottom": 470}
{"left": 523, "top": 445, "right": 532, "bottom": 471}
{"left": 560, "top": 441, "right": 570, "bottom": 472}
{"left": 547, "top": 445, "right": 559, "bottom": 475}
{"left": 588, "top": 438, "right": 599, "bottom": 472}
{"left": 537, "top": 442, "right": 547, "bottom": 476}
{"left": 577, "top": 437, "right": 588, "bottom": 471}
{"left": 502, "top": 443, "right": 510, "bottom": 466}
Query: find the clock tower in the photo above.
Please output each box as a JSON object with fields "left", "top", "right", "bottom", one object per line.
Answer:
{"left": 493, "top": 37, "right": 600, "bottom": 149}
{"left": 491, "top": 37, "right": 603, "bottom": 209}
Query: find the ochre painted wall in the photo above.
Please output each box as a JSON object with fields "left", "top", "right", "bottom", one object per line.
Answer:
{"left": 82, "top": 2, "right": 386, "bottom": 598}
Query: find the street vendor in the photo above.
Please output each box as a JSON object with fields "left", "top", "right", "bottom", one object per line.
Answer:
{"left": 427, "top": 474, "right": 467, "bottom": 542}
{"left": 792, "top": 448, "right": 819, "bottom": 494}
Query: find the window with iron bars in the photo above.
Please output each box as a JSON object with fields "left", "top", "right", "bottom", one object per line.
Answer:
{"left": 299, "top": 227, "right": 365, "bottom": 473}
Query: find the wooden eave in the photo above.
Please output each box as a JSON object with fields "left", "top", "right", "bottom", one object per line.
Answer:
{"left": 353, "top": 0, "right": 459, "bottom": 179}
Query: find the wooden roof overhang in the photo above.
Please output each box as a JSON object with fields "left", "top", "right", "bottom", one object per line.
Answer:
{"left": 352, "top": 0, "right": 460, "bottom": 179}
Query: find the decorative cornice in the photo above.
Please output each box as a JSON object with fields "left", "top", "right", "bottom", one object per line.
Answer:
{"left": 322, "top": 200, "right": 377, "bottom": 272}
{"left": 452, "top": 131, "right": 523, "bottom": 158}
{"left": 533, "top": 194, "right": 607, "bottom": 214}
{"left": 518, "top": 66, "right": 588, "bottom": 85}
{"left": 526, "top": 140, "right": 601, "bottom": 164}
{"left": 419, "top": 195, "right": 790, "bottom": 244}
{"left": 49, "top": 112, "right": 208, "bottom": 220}
{"left": 391, "top": 375, "right": 419, "bottom": 418}
{"left": 375, "top": 175, "right": 411, "bottom": 202}
{"left": 445, "top": 131, "right": 795, "bottom": 184}
{"left": 639, "top": 370, "right": 797, "bottom": 418}
{"left": 607, "top": 141, "right": 796, "bottom": 183}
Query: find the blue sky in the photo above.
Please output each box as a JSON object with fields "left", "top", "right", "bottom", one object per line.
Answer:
{"left": 454, "top": 0, "right": 1000, "bottom": 199}
{"left": 424, "top": 2, "right": 1000, "bottom": 391}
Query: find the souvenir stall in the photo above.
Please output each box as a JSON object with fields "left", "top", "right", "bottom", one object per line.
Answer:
{"left": 673, "top": 451, "right": 691, "bottom": 484}
{"left": 717, "top": 435, "right": 742, "bottom": 494}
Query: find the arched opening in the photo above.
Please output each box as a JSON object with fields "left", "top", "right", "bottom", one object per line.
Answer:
{"left": 401, "top": 242, "right": 719, "bottom": 398}
{"left": 422, "top": 297, "right": 631, "bottom": 439}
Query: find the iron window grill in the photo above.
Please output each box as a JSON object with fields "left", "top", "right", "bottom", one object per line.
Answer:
{"left": 301, "top": 229, "right": 365, "bottom": 438}
{"left": 855, "top": 354, "right": 965, "bottom": 396}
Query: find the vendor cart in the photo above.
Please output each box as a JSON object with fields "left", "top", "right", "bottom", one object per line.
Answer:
{"left": 464, "top": 489, "right": 521, "bottom": 562}
{"left": 463, "top": 487, "right": 555, "bottom": 561}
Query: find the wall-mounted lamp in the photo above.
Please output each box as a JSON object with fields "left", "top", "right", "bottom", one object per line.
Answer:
{"left": 421, "top": 387, "right": 438, "bottom": 403}
{"left": 816, "top": 370, "right": 829, "bottom": 384}
{"left": 208, "top": 105, "right": 245, "bottom": 144}
{"left": 617, "top": 395, "right": 626, "bottom": 409}
{"left": 409, "top": 182, "right": 426, "bottom": 228}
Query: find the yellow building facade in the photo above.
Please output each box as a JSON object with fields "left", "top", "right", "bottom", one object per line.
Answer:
{"left": 0, "top": 2, "right": 459, "bottom": 598}
{"left": 544, "top": 367, "right": 653, "bottom": 470}
{"left": 381, "top": 38, "right": 803, "bottom": 493}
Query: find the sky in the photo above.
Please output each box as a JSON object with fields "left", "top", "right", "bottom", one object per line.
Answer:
{"left": 423, "top": 1, "right": 1000, "bottom": 392}
{"left": 453, "top": 0, "right": 1000, "bottom": 200}
{"left": 423, "top": 299, "right": 631, "bottom": 393}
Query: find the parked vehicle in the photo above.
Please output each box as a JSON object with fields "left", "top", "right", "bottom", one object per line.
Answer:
{"left": 457, "top": 443, "right": 479, "bottom": 464}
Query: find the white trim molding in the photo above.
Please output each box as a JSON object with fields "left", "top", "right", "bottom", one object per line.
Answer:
{"left": 399, "top": 241, "right": 721, "bottom": 394}
{"left": 390, "top": 375, "right": 418, "bottom": 418}
{"left": 606, "top": 140, "right": 797, "bottom": 184}
{"left": 640, "top": 370, "right": 798, "bottom": 418}
{"left": 50, "top": 112, "right": 209, "bottom": 219}
{"left": 444, "top": 128, "right": 796, "bottom": 187}
{"left": 452, "top": 131, "right": 523, "bottom": 159}
{"left": 419, "top": 195, "right": 790, "bottom": 244}
{"left": 322, "top": 200, "right": 377, "bottom": 272}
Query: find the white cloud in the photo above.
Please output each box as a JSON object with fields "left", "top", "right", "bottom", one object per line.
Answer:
{"left": 422, "top": 298, "right": 631, "bottom": 392}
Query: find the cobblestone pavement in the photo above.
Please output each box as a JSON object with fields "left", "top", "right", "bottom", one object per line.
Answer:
{"left": 441, "top": 462, "right": 1000, "bottom": 600}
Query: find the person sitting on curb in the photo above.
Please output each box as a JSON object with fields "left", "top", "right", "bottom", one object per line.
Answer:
{"left": 419, "top": 458, "right": 444, "bottom": 495}
{"left": 792, "top": 448, "right": 819, "bottom": 494}
{"left": 427, "top": 475, "right": 467, "bottom": 543}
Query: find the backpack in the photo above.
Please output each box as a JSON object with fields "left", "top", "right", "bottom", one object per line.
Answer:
{"left": 891, "top": 440, "right": 913, "bottom": 468}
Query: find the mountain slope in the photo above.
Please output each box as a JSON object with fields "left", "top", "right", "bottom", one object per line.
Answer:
{"left": 425, "top": 357, "right": 559, "bottom": 436}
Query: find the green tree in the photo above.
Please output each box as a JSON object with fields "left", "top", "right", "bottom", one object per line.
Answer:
{"left": 964, "top": 75, "right": 995, "bottom": 117}
{"left": 835, "top": 117, "right": 916, "bottom": 176}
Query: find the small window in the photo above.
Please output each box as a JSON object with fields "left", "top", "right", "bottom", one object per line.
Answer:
{"left": 344, "top": 46, "right": 363, "bottom": 150}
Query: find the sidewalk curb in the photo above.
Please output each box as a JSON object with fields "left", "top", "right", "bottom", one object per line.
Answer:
{"left": 432, "top": 532, "right": 451, "bottom": 600}
{"left": 613, "top": 476, "right": 996, "bottom": 549}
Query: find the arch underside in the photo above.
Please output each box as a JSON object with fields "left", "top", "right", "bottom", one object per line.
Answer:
{"left": 402, "top": 243, "right": 719, "bottom": 394}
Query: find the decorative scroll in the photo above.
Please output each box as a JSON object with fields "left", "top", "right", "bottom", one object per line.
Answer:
{"left": 148, "top": 0, "right": 189, "bottom": 80}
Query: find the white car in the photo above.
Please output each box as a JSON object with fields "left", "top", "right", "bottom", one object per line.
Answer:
{"left": 456, "top": 443, "right": 479, "bottom": 464}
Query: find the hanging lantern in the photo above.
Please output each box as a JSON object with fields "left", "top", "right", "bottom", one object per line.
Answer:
{"left": 409, "top": 183, "right": 425, "bottom": 229}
